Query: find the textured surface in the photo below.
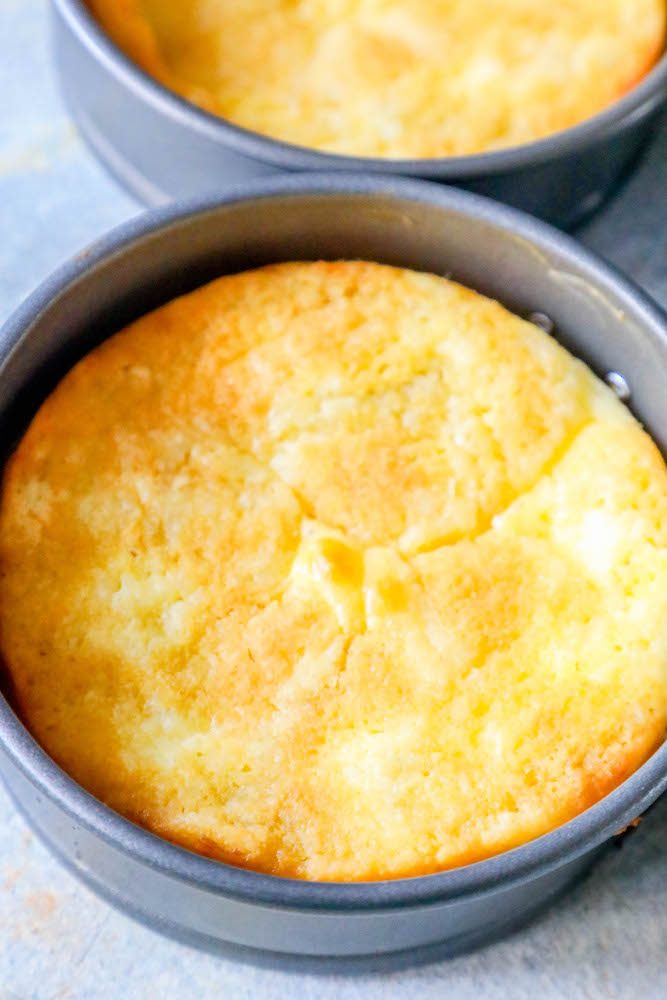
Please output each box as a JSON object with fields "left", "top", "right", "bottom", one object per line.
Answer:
{"left": 1, "top": 0, "right": 667, "bottom": 995}
{"left": 2, "top": 260, "right": 667, "bottom": 882}
{"left": 87, "top": 0, "right": 665, "bottom": 157}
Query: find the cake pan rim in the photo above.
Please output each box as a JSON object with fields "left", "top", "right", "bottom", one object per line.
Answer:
{"left": 53, "top": 0, "right": 667, "bottom": 179}
{"left": 1, "top": 173, "right": 666, "bottom": 913}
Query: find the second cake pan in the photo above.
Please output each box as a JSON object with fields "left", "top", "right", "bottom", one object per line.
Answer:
{"left": 52, "top": 0, "right": 667, "bottom": 227}
{"left": 0, "top": 174, "right": 666, "bottom": 967}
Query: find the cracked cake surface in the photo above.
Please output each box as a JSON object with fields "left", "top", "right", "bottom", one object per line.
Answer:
{"left": 1, "top": 260, "right": 666, "bottom": 880}
{"left": 86, "top": 0, "right": 666, "bottom": 158}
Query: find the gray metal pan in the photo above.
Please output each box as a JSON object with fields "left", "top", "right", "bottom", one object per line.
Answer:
{"left": 0, "top": 175, "right": 665, "bottom": 968}
{"left": 52, "top": 0, "right": 667, "bottom": 227}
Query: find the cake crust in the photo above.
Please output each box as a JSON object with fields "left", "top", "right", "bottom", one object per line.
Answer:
{"left": 1, "top": 261, "right": 666, "bottom": 881}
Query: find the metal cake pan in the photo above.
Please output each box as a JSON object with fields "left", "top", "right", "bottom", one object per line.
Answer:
{"left": 0, "top": 175, "right": 666, "bottom": 968}
{"left": 52, "top": 0, "right": 667, "bottom": 227}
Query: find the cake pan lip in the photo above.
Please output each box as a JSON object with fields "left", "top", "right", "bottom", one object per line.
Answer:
{"left": 1, "top": 172, "right": 667, "bottom": 912}
{"left": 54, "top": 0, "right": 667, "bottom": 178}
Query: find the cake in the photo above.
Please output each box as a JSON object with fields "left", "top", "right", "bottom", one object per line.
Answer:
{"left": 1, "top": 260, "right": 666, "bottom": 881}
{"left": 86, "top": 0, "right": 665, "bottom": 158}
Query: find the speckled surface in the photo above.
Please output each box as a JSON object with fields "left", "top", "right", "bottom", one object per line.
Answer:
{"left": 1, "top": 2, "right": 667, "bottom": 997}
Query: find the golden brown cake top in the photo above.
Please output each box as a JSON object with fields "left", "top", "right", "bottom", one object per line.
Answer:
{"left": 87, "top": 0, "right": 665, "bottom": 157}
{"left": 1, "top": 261, "right": 666, "bottom": 881}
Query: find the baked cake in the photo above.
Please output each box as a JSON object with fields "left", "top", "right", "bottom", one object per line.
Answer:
{"left": 1, "top": 261, "right": 666, "bottom": 880}
{"left": 87, "top": 0, "right": 665, "bottom": 157}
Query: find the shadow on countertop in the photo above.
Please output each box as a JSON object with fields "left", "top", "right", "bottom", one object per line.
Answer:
{"left": 580, "top": 111, "right": 667, "bottom": 307}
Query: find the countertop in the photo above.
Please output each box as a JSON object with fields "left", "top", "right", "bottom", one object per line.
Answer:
{"left": 1, "top": 2, "right": 666, "bottom": 997}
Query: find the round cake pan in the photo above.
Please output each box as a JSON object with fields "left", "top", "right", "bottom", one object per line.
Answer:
{"left": 0, "top": 175, "right": 666, "bottom": 969}
{"left": 52, "top": 0, "right": 667, "bottom": 228}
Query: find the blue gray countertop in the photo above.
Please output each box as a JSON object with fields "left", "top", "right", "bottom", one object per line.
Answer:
{"left": 1, "top": 2, "right": 666, "bottom": 997}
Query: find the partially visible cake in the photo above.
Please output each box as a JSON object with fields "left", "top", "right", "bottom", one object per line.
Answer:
{"left": 87, "top": 0, "right": 666, "bottom": 157}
